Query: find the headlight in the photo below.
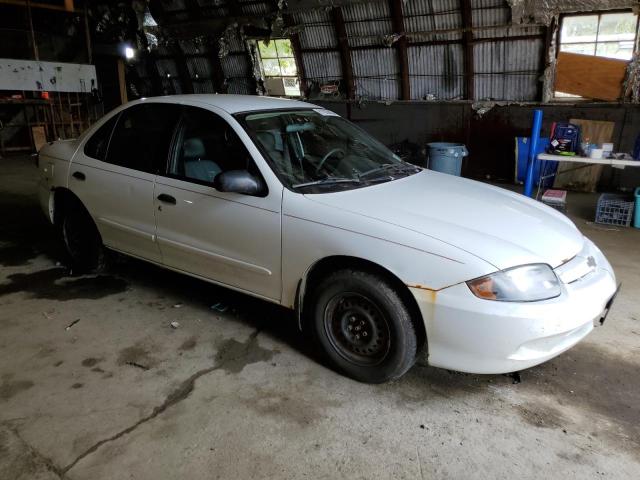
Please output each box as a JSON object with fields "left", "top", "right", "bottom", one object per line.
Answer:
{"left": 467, "top": 264, "right": 561, "bottom": 302}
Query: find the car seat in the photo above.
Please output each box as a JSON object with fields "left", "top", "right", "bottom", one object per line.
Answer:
{"left": 182, "top": 137, "right": 221, "bottom": 183}
{"left": 256, "top": 130, "right": 293, "bottom": 179}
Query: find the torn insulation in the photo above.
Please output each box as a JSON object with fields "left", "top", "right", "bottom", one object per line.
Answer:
{"left": 541, "top": 19, "right": 558, "bottom": 103}
{"left": 508, "top": 0, "right": 640, "bottom": 25}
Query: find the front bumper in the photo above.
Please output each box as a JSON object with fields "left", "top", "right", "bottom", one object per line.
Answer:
{"left": 411, "top": 238, "right": 617, "bottom": 374}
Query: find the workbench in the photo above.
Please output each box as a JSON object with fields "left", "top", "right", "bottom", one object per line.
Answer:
{"left": 538, "top": 153, "right": 640, "bottom": 167}
{"left": 534, "top": 153, "right": 640, "bottom": 199}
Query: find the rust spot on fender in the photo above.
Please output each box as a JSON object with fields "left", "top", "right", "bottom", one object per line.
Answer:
{"left": 406, "top": 283, "right": 438, "bottom": 292}
{"left": 407, "top": 284, "right": 437, "bottom": 304}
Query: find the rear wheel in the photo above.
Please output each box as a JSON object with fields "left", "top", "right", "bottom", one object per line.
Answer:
{"left": 61, "top": 205, "right": 105, "bottom": 272}
{"left": 309, "top": 269, "right": 418, "bottom": 383}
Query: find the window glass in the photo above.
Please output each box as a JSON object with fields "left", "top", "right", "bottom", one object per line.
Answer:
{"left": 239, "top": 109, "right": 419, "bottom": 193}
{"left": 258, "top": 41, "right": 278, "bottom": 58}
{"left": 560, "top": 42, "right": 596, "bottom": 56}
{"left": 275, "top": 39, "right": 293, "bottom": 57}
{"left": 83, "top": 114, "right": 118, "bottom": 160}
{"left": 559, "top": 11, "right": 638, "bottom": 60}
{"left": 106, "top": 103, "right": 180, "bottom": 173}
{"left": 279, "top": 58, "right": 298, "bottom": 76}
{"left": 598, "top": 12, "right": 637, "bottom": 41}
{"left": 560, "top": 15, "right": 599, "bottom": 43}
{"left": 170, "top": 106, "right": 254, "bottom": 184}
{"left": 556, "top": 11, "right": 638, "bottom": 97}
{"left": 263, "top": 59, "right": 281, "bottom": 76}
{"left": 257, "top": 38, "right": 297, "bottom": 77}
{"left": 595, "top": 41, "right": 635, "bottom": 59}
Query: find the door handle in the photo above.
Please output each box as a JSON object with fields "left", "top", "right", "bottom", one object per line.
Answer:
{"left": 157, "top": 193, "right": 176, "bottom": 205}
{"left": 72, "top": 171, "right": 85, "bottom": 181}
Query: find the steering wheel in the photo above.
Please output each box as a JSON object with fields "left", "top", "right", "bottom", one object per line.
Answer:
{"left": 315, "top": 148, "right": 345, "bottom": 173}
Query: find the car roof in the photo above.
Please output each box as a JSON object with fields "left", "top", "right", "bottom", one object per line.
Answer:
{"left": 134, "top": 94, "right": 320, "bottom": 114}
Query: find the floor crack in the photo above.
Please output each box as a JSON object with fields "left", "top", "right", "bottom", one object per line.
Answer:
{"left": 1, "top": 424, "right": 65, "bottom": 479}
{"left": 60, "top": 328, "right": 261, "bottom": 475}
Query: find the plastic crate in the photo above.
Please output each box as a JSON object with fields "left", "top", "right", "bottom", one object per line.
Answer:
{"left": 595, "top": 194, "right": 634, "bottom": 227}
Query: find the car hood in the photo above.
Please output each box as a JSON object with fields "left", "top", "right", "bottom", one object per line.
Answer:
{"left": 305, "top": 170, "right": 584, "bottom": 270}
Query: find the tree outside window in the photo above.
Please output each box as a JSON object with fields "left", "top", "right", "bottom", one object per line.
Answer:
{"left": 258, "top": 39, "right": 298, "bottom": 77}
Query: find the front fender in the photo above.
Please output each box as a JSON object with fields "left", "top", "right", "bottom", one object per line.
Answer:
{"left": 281, "top": 190, "right": 495, "bottom": 309}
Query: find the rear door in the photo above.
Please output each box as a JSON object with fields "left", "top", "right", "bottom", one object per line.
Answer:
{"left": 154, "top": 105, "right": 282, "bottom": 301}
{"left": 70, "top": 103, "right": 180, "bottom": 263}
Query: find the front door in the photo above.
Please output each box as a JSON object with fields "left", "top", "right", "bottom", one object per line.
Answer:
{"left": 154, "top": 106, "right": 282, "bottom": 302}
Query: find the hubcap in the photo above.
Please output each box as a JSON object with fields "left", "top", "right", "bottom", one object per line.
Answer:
{"left": 324, "top": 293, "right": 391, "bottom": 366}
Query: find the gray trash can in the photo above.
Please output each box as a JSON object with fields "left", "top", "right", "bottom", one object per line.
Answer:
{"left": 427, "top": 142, "right": 469, "bottom": 176}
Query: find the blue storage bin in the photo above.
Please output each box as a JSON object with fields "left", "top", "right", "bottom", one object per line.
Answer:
{"left": 427, "top": 142, "right": 468, "bottom": 176}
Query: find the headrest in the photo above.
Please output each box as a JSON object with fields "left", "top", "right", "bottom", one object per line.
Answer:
{"left": 256, "top": 131, "right": 283, "bottom": 152}
{"left": 183, "top": 137, "right": 205, "bottom": 159}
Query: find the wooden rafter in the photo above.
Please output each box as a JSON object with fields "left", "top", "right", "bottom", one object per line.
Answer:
{"left": 460, "top": 0, "right": 474, "bottom": 101}
{"left": 389, "top": 0, "right": 410, "bottom": 100}
{"left": 173, "top": 43, "right": 194, "bottom": 94}
{"left": 332, "top": 6, "right": 355, "bottom": 99}
{"left": 283, "top": 13, "right": 308, "bottom": 97}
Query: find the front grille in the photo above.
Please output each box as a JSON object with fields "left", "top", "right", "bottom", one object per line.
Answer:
{"left": 555, "top": 243, "right": 597, "bottom": 284}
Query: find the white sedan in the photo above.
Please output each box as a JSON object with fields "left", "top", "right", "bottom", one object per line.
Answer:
{"left": 37, "top": 94, "right": 618, "bottom": 383}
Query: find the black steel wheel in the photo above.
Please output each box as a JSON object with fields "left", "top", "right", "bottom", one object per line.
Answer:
{"left": 310, "top": 269, "right": 418, "bottom": 383}
{"left": 324, "top": 293, "right": 391, "bottom": 366}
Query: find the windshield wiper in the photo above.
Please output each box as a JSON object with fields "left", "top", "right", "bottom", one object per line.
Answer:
{"left": 357, "top": 163, "right": 420, "bottom": 180}
{"left": 292, "top": 177, "right": 361, "bottom": 189}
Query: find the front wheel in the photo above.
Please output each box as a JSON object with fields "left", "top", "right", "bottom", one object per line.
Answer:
{"left": 309, "top": 269, "right": 418, "bottom": 383}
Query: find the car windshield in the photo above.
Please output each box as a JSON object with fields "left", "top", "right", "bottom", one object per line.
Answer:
{"left": 237, "top": 109, "right": 420, "bottom": 192}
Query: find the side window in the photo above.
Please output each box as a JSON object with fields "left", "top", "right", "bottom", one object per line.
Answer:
{"left": 106, "top": 103, "right": 179, "bottom": 173}
{"left": 169, "top": 106, "right": 254, "bottom": 184}
{"left": 83, "top": 114, "right": 119, "bottom": 160}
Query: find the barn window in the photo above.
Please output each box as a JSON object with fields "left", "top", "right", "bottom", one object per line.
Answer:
{"left": 558, "top": 11, "right": 638, "bottom": 60}
{"left": 257, "top": 39, "right": 300, "bottom": 97}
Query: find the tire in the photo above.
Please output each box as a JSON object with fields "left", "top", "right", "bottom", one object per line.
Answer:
{"left": 309, "top": 269, "right": 418, "bottom": 383}
{"left": 61, "top": 204, "right": 105, "bottom": 272}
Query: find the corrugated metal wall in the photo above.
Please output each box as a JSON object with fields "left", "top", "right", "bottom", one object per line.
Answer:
{"left": 138, "top": 0, "right": 547, "bottom": 102}
{"left": 292, "top": 8, "right": 342, "bottom": 89}
{"left": 471, "top": 0, "right": 545, "bottom": 101}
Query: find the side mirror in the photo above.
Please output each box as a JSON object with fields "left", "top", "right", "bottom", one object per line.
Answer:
{"left": 213, "top": 170, "right": 265, "bottom": 196}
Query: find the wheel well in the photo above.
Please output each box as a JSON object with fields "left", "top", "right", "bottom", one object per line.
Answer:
{"left": 52, "top": 188, "right": 96, "bottom": 233}
{"left": 301, "top": 255, "right": 427, "bottom": 352}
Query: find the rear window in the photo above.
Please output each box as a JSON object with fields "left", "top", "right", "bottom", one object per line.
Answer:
{"left": 83, "top": 114, "right": 119, "bottom": 161}
{"left": 105, "top": 103, "right": 179, "bottom": 174}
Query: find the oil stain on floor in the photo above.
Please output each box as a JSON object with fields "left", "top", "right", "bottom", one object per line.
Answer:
{"left": 0, "top": 374, "right": 34, "bottom": 401}
{"left": 0, "top": 268, "right": 128, "bottom": 301}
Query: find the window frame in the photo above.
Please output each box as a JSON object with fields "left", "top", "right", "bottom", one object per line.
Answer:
{"left": 557, "top": 9, "right": 639, "bottom": 60}
{"left": 162, "top": 105, "right": 269, "bottom": 197}
{"left": 555, "top": 9, "right": 639, "bottom": 100}
{"left": 83, "top": 112, "right": 121, "bottom": 161}
{"left": 233, "top": 108, "right": 409, "bottom": 194}
{"left": 103, "top": 103, "right": 181, "bottom": 175}
{"left": 257, "top": 38, "right": 298, "bottom": 79}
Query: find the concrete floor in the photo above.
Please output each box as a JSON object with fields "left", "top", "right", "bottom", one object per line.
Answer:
{"left": 1, "top": 155, "right": 639, "bottom": 480}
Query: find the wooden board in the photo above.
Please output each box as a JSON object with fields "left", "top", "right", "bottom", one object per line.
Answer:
{"left": 31, "top": 126, "right": 47, "bottom": 152}
{"left": 553, "top": 119, "right": 615, "bottom": 192}
{"left": 555, "top": 52, "right": 628, "bottom": 101}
